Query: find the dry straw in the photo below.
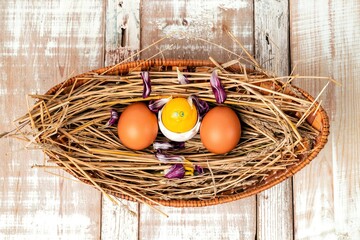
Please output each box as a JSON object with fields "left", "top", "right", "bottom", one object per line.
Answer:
{"left": 7, "top": 35, "right": 331, "bottom": 211}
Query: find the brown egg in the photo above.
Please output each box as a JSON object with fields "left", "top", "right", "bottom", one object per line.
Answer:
{"left": 118, "top": 102, "right": 158, "bottom": 150}
{"left": 200, "top": 106, "right": 241, "bottom": 154}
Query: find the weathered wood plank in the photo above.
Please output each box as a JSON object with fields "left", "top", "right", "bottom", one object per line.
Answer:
{"left": 139, "top": 199, "right": 256, "bottom": 240}
{"left": 254, "top": 1, "right": 293, "bottom": 239}
{"left": 138, "top": 1, "right": 256, "bottom": 239}
{"left": 101, "top": 1, "right": 140, "bottom": 239}
{"left": 290, "top": 0, "right": 360, "bottom": 239}
{"left": 104, "top": 0, "right": 140, "bottom": 66}
{"left": 256, "top": 180, "right": 293, "bottom": 240}
{"left": 140, "top": 0, "right": 254, "bottom": 63}
{"left": 101, "top": 198, "right": 139, "bottom": 240}
{"left": 0, "top": 1, "right": 104, "bottom": 239}
{"left": 254, "top": 0, "right": 290, "bottom": 75}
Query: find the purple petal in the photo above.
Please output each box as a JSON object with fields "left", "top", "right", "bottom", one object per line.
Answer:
{"left": 210, "top": 70, "right": 227, "bottom": 103}
{"left": 105, "top": 109, "right": 119, "bottom": 126}
{"left": 153, "top": 141, "right": 185, "bottom": 150}
{"left": 140, "top": 71, "right": 151, "bottom": 98}
{"left": 148, "top": 97, "right": 171, "bottom": 113}
{"left": 189, "top": 95, "right": 209, "bottom": 118}
{"left": 194, "top": 165, "right": 204, "bottom": 175}
{"left": 155, "top": 150, "right": 185, "bottom": 162}
{"left": 177, "top": 67, "right": 190, "bottom": 84}
{"left": 171, "top": 141, "right": 185, "bottom": 149}
{"left": 164, "top": 164, "right": 185, "bottom": 179}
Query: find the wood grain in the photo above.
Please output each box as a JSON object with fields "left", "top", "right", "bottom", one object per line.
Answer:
{"left": 101, "top": 1, "right": 140, "bottom": 239}
{"left": 140, "top": 0, "right": 254, "bottom": 63}
{"left": 101, "top": 198, "right": 139, "bottom": 240}
{"left": 255, "top": 0, "right": 290, "bottom": 75}
{"left": 0, "top": 1, "right": 104, "bottom": 239}
{"left": 139, "top": 199, "right": 256, "bottom": 240}
{"left": 104, "top": 0, "right": 140, "bottom": 66}
{"left": 254, "top": 1, "right": 293, "bottom": 239}
{"left": 138, "top": 1, "right": 256, "bottom": 239}
{"left": 290, "top": 0, "right": 360, "bottom": 239}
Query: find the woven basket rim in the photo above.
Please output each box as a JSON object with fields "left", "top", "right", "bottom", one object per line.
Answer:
{"left": 45, "top": 59, "right": 330, "bottom": 207}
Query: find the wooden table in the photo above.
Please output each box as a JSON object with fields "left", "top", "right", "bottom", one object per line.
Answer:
{"left": 1, "top": 1, "right": 359, "bottom": 239}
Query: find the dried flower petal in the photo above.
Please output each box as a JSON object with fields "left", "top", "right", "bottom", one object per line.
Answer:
{"left": 140, "top": 71, "right": 151, "bottom": 98}
{"left": 155, "top": 150, "right": 185, "bottom": 163}
{"left": 177, "top": 67, "right": 189, "bottom": 84}
{"left": 105, "top": 109, "right": 119, "bottom": 127}
{"left": 164, "top": 164, "right": 185, "bottom": 179}
{"left": 210, "top": 70, "right": 227, "bottom": 103}
{"left": 184, "top": 159, "right": 194, "bottom": 175}
{"left": 153, "top": 141, "right": 185, "bottom": 150}
{"left": 194, "top": 165, "right": 204, "bottom": 175}
{"left": 189, "top": 95, "right": 209, "bottom": 118}
{"left": 148, "top": 97, "right": 172, "bottom": 113}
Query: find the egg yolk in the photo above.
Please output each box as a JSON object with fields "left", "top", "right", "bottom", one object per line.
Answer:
{"left": 161, "top": 98, "right": 198, "bottom": 133}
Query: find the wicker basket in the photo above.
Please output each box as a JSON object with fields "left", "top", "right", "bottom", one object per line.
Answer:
{"left": 39, "top": 59, "right": 329, "bottom": 207}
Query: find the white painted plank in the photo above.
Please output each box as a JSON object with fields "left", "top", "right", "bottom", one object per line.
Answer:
{"left": 140, "top": 0, "right": 254, "bottom": 63}
{"left": 291, "top": 0, "right": 360, "bottom": 239}
{"left": 105, "top": 0, "right": 140, "bottom": 66}
{"left": 254, "top": 1, "right": 293, "bottom": 239}
{"left": 101, "top": 198, "right": 139, "bottom": 240}
{"left": 255, "top": 0, "right": 290, "bottom": 75}
{"left": 138, "top": 1, "right": 257, "bottom": 239}
{"left": 256, "top": 180, "right": 293, "bottom": 240}
{"left": 0, "top": 0, "right": 104, "bottom": 239}
{"left": 139, "top": 199, "right": 256, "bottom": 240}
{"left": 101, "top": 1, "right": 140, "bottom": 240}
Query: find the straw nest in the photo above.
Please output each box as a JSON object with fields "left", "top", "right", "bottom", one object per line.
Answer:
{"left": 12, "top": 56, "right": 330, "bottom": 209}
